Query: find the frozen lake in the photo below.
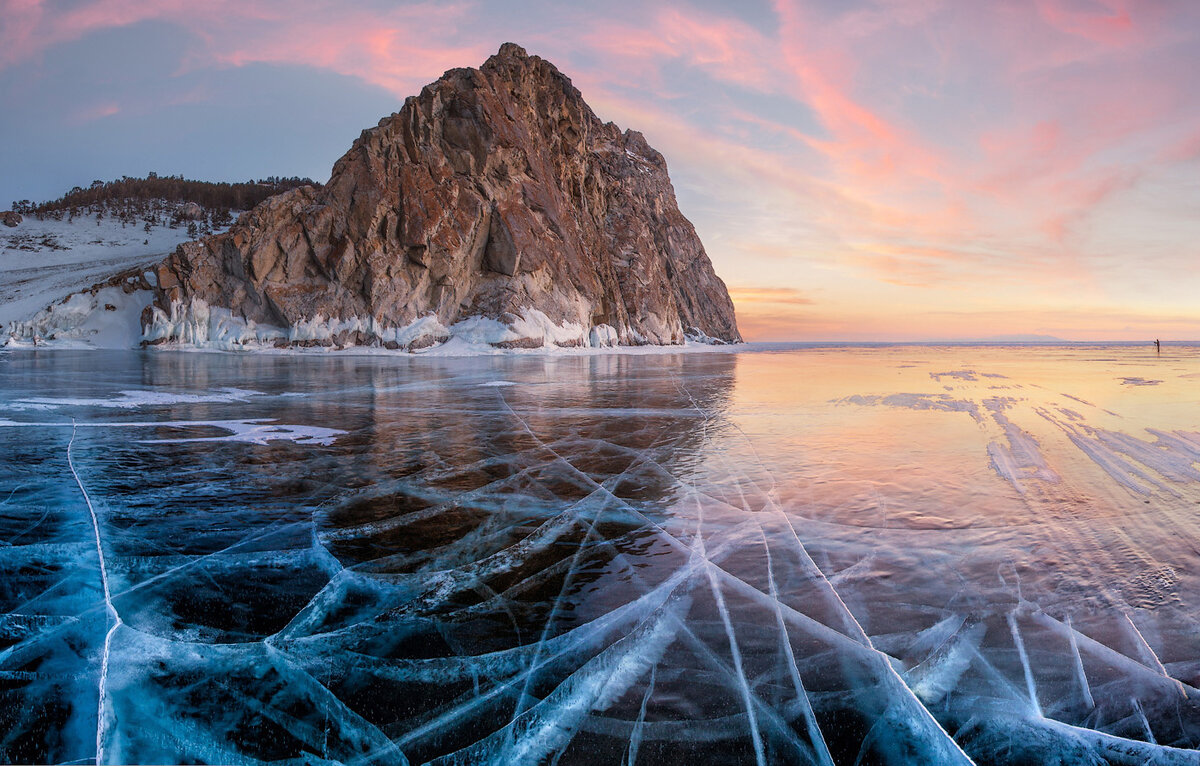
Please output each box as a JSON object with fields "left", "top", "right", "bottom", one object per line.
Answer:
{"left": 1, "top": 346, "right": 1199, "bottom": 764}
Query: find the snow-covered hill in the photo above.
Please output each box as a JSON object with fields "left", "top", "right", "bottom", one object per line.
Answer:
{"left": 0, "top": 216, "right": 225, "bottom": 348}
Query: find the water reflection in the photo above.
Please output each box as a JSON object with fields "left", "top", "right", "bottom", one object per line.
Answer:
{"left": 0, "top": 347, "right": 1198, "bottom": 764}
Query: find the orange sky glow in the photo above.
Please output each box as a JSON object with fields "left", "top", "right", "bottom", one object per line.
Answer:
{"left": 3, "top": 0, "right": 1200, "bottom": 341}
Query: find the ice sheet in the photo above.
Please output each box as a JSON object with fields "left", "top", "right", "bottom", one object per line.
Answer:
{"left": 1, "top": 346, "right": 1198, "bottom": 764}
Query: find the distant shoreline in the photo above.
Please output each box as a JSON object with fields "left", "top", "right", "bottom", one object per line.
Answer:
{"left": 3, "top": 339, "right": 1196, "bottom": 358}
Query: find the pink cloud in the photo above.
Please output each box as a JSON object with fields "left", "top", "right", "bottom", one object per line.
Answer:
{"left": 728, "top": 286, "right": 814, "bottom": 306}
{"left": 575, "top": 1, "right": 973, "bottom": 255}
{"left": 772, "top": 0, "right": 953, "bottom": 201}
{"left": 647, "top": 7, "right": 777, "bottom": 91}
{"left": 4, "top": 0, "right": 1200, "bottom": 340}
{"left": 1034, "top": 0, "right": 1138, "bottom": 47}
{"left": 179, "top": 3, "right": 480, "bottom": 98}
{"left": 1, "top": 0, "right": 221, "bottom": 68}
{"left": 1, "top": 1, "right": 477, "bottom": 99}
{"left": 575, "top": 5, "right": 784, "bottom": 102}
{"left": 1041, "top": 166, "right": 1144, "bottom": 241}
{"left": 1157, "top": 128, "right": 1200, "bottom": 164}
{"left": 70, "top": 100, "right": 120, "bottom": 124}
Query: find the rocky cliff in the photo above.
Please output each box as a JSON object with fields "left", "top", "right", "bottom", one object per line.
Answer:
{"left": 144, "top": 43, "right": 741, "bottom": 350}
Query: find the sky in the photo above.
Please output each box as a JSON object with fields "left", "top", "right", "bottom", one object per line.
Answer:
{"left": 3, "top": 0, "right": 1200, "bottom": 341}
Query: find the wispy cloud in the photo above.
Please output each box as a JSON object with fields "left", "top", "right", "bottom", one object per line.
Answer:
{"left": 4, "top": 0, "right": 1200, "bottom": 340}
{"left": 729, "top": 286, "right": 814, "bottom": 306}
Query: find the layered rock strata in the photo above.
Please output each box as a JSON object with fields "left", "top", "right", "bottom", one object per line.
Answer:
{"left": 145, "top": 43, "right": 740, "bottom": 350}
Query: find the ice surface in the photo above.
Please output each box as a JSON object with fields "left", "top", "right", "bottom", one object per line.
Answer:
{"left": 1, "top": 346, "right": 1199, "bottom": 764}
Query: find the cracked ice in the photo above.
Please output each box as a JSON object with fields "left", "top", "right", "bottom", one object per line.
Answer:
{"left": 2, "top": 347, "right": 1200, "bottom": 764}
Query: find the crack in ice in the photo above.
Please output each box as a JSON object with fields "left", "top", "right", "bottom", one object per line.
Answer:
{"left": 68, "top": 421, "right": 120, "bottom": 765}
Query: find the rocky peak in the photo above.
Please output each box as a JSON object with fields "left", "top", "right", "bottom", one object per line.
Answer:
{"left": 492, "top": 41, "right": 530, "bottom": 61}
{"left": 145, "top": 43, "right": 741, "bottom": 350}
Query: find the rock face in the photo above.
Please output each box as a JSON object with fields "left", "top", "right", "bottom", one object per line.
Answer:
{"left": 176, "top": 202, "right": 205, "bottom": 221}
{"left": 1, "top": 212, "right": 21, "bottom": 228}
{"left": 146, "top": 43, "right": 740, "bottom": 349}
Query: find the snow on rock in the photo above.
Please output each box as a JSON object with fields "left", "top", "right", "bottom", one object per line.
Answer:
{"left": 589, "top": 324, "right": 619, "bottom": 348}
{"left": 1, "top": 216, "right": 739, "bottom": 356}
{"left": 143, "top": 302, "right": 607, "bottom": 353}
{"left": 141, "top": 300, "right": 284, "bottom": 349}
{"left": 0, "top": 214, "right": 228, "bottom": 347}
{"left": 683, "top": 326, "right": 729, "bottom": 345}
{"left": 5, "top": 284, "right": 153, "bottom": 349}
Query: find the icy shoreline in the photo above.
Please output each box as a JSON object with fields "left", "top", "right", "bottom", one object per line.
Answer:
{"left": 2, "top": 334, "right": 744, "bottom": 357}
{"left": 5, "top": 293, "right": 740, "bottom": 356}
{"left": 3, "top": 217, "right": 738, "bottom": 356}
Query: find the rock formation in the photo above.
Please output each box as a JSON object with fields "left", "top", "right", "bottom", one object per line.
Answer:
{"left": 1, "top": 212, "right": 21, "bottom": 228}
{"left": 176, "top": 202, "right": 205, "bottom": 221}
{"left": 145, "top": 43, "right": 740, "bottom": 349}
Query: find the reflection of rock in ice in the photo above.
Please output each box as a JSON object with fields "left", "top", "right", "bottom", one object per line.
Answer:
{"left": 3, "top": 351, "right": 1200, "bottom": 764}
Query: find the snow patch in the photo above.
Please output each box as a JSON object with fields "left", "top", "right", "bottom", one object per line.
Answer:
{"left": 5, "top": 286, "right": 152, "bottom": 349}
{"left": 10, "top": 387, "right": 261, "bottom": 410}
{"left": 683, "top": 326, "right": 727, "bottom": 345}
{"left": 0, "top": 214, "right": 224, "bottom": 333}
{"left": 0, "top": 417, "right": 343, "bottom": 445}
{"left": 1119, "top": 377, "right": 1162, "bottom": 387}
{"left": 589, "top": 324, "right": 619, "bottom": 348}
{"left": 839, "top": 393, "right": 983, "bottom": 422}
{"left": 138, "top": 419, "right": 344, "bottom": 446}
{"left": 143, "top": 302, "right": 647, "bottom": 355}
